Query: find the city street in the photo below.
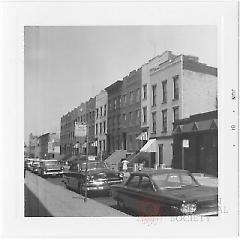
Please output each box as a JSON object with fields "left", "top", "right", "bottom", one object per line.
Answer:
{"left": 25, "top": 171, "right": 134, "bottom": 216}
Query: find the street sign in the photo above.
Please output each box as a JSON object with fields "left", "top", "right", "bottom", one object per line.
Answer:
{"left": 182, "top": 139, "right": 189, "bottom": 148}
{"left": 75, "top": 123, "right": 87, "bottom": 137}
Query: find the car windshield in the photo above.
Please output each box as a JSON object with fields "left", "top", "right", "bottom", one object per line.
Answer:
{"left": 152, "top": 172, "right": 199, "bottom": 190}
{"left": 81, "top": 162, "right": 107, "bottom": 170}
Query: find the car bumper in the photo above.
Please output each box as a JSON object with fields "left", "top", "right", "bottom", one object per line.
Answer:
{"left": 43, "top": 171, "right": 63, "bottom": 176}
{"left": 82, "top": 180, "right": 123, "bottom": 192}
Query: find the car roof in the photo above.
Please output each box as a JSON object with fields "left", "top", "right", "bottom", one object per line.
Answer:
{"left": 130, "top": 168, "right": 189, "bottom": 176}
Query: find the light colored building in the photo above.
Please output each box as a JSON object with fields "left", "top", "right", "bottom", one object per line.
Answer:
{"left": 95, "top": 90, "right": 108, "bottom": 158}
{"left": 141, "top": 51, "right": 217, "bottom": 167}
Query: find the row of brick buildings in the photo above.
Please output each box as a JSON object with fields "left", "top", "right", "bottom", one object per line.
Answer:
{"left": 60, "top": 50, "right": 217, "bottom": 174}
{"left": 27, "top": 132, "right": 60, "bottom": 159}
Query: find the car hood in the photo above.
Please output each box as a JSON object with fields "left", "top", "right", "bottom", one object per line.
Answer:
{"left": 159, "top": 186, "right": 218, "bottom": 203}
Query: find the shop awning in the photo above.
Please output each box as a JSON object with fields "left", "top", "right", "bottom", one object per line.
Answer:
{"left": 136, "top": 132, "right": 148, "bottom": 140}
{"left": 140, "top": 139, "right": 156, "bottom": 152}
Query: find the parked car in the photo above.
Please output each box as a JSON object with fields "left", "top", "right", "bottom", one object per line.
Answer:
{"left": 63, "top": 160, "right": 124, "bottom": 195}
{"left": 38, "top": 160, "right": 64, "bottom": 177}
{"left": 32, "top": 161, "right": 40, "bottom": 174}
{"left": 111, "top": 168, "right": 218, "bottom": 216}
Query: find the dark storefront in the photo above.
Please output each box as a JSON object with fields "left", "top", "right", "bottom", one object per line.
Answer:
{"left": 172, "top": 111, "right": 218, "bottom": 177}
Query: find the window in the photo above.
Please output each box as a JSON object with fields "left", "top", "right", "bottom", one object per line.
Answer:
{"left": 96, "top": 108, "right": 99, "bottom": 119}
{"left": 100, "top": 107, "right": 103, "bottom": 117}
{"left": 152, "top": 112, "right": 156, "bottom": 133}
{"left": 130, "top": 91, "right": 134, "bottom": 104}
{"left": 89, "top": 112, "right": 92, "bottom": 119}
{"left": 152, "top": 85, "right": 157, "bottom": 106}
{"left": 103, "top": 121, "right": 106, "bottom": 133}
{"left": 173, "top": 107, "right": 179, "bottom": 122}
{"left": 139, "top": 176, "right": 155, "bottom": 192}
{"left": 129, "top": 111, "right": 132, "bottom": 120}
{"left": 143, "top": 84, "right": 147, "bottom": 100}
{"left": 99, "top": 122, "right": 102, "bottom": 135}
{"left": 162, "top": 110, "right": 167, "bottom": 133}
{"left": 104, "top": 104, "right": 107, "bottom": 116}
{"left": 114, "top": 99, "right": 117, "bottom": 109}
{"left": 136, "top": 88, "right": 141, "bottom": 102}
{"left": 143, "top": 107, "right": 147, "bottom": 123}
{"left": 162, "top": 80, "right": 167, "bottom": 103}
{"left": 127, "top": 175, "right": 140, "bottom": 188}
{"left": 123, "top": 113, "right": 126, "bottom": 121}
{"left": 122, "top": 95, "right": 126, "bottom": 105}
{"left": 119, "top": 96, "right": 122, "bottom": 107}
{"left": 136, "top": 109, "right": 140, "bottom": 118}
{"left": 173, "top": 75, "right": 179, "bottom": 100}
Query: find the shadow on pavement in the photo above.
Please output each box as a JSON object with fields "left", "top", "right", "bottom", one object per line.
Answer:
{"left": 24, "top": 184, "right": 53, "bottom": 217}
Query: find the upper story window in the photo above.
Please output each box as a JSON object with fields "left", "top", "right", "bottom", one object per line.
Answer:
{"left": 162, "top": 80, "right": 167, "bottom": 103}
{"left": 123, "top": 113, "right": 126, "bottom": 121}
{"left": 114, "top": 99, "right": 117, "bottom": 110}
{"left": 143, "top": 107, "right": 147, "bottom": 124}
{"left": 119, "top": 96, "right": 122, "bottom": 108}
{"left": 143, "top": 84, "right": 147, "bottom": 100}
{"left": 95, "top": 123, "right": 98, "bottom": 135}
{"left": 152, "top": 112, "right": 156, "bottom": 134}
{"left": 100, "top": 107, "right": 103, "bottom": 117}
{"left": 162, "top": 109, "right": 167, "bottom": 133}
{"left": 99, "top": 122, "right": 102, "bottom": 135}
{"left": 136, "top": 88, "right": 141, "bottom": 102}
{"left": 129, "top": 111, "right": 132, "bottom": 120}
{"left": 103, "top": 121, "right": 106, "bottom": 133}
{"left": 173, "top": 107, "right": 179, "bottom": 122}
{"left": 104, "top": 104, "right": 107, "bottom": 116}
{"left": 173, "top": 75, "right": 179, "bottom": 100}
{"left": 123, "top": 95, "right": 127, "bottom": 105}
{"left": 130, "top": 91, "right": 134, "bottom": 104}
{"left": 152, "top": 85, "right": 157, "bottom": 107}
{"left": 96, "top": 108, "right": 99, "bottom": 119}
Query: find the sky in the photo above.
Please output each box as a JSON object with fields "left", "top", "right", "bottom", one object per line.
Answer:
{"left": 24, "top": 26, "right": 217, "bottom": 144}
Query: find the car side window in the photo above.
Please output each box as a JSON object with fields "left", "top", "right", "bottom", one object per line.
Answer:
{"left": 139, "top": 176, "right": 155, "bottom": 192}
{"left": 126, "top": 175, "right": 140, "bottom": 188}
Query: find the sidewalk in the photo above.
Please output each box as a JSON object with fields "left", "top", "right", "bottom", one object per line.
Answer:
{"left": 24, "top": 171, "right": 129, "bottom": 217}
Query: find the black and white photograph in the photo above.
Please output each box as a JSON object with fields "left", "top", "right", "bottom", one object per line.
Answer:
{"left": 0, "top": 1, "right": 239, "bottom": 238}
{"left": 24, "top": 25, "right": 219, "bottom": 218}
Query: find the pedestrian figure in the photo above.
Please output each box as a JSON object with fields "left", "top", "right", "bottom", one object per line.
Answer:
{"left": 122, "top": 159, "right": 129, "bottom": 172}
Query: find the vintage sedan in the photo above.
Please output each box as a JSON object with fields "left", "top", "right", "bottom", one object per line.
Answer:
{"left": 63, "top": 160, "right": 124, "bottom": 195}
{"left": 111, "top": 168, "right": 218, "bottom": 216}
{"left": 38, "top": 160, "right": 64, "bottom": 177}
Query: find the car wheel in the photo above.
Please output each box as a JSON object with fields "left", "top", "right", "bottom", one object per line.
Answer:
{"left": 117, "top": 198, "right": 125, "bottom": 210}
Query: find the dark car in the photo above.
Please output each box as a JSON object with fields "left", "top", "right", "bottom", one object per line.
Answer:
{"left": 32, "top": 161, "right": 40, "bottom": 174}
{"left": 38, "top": 160, "right": 64, "bottom": 177}
{"left": 111, "top": 168, "right": 218, "bottom": 216}
{"left": 63, "top": 160, "right": 124, "bottom": 195}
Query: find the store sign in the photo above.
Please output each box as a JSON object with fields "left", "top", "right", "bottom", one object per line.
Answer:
{"left": 182, "top": 139, "right": 189, "bottom": 148}
{"left": 75, "top": 123, "right": 87, "bottom": 137}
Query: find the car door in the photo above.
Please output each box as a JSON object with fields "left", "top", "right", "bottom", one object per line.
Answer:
{"left": 123, "top": 175, "right": 141, "bottom": 211}
{"left": 137, "top": 176, "right": 159, "bottom": 216}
